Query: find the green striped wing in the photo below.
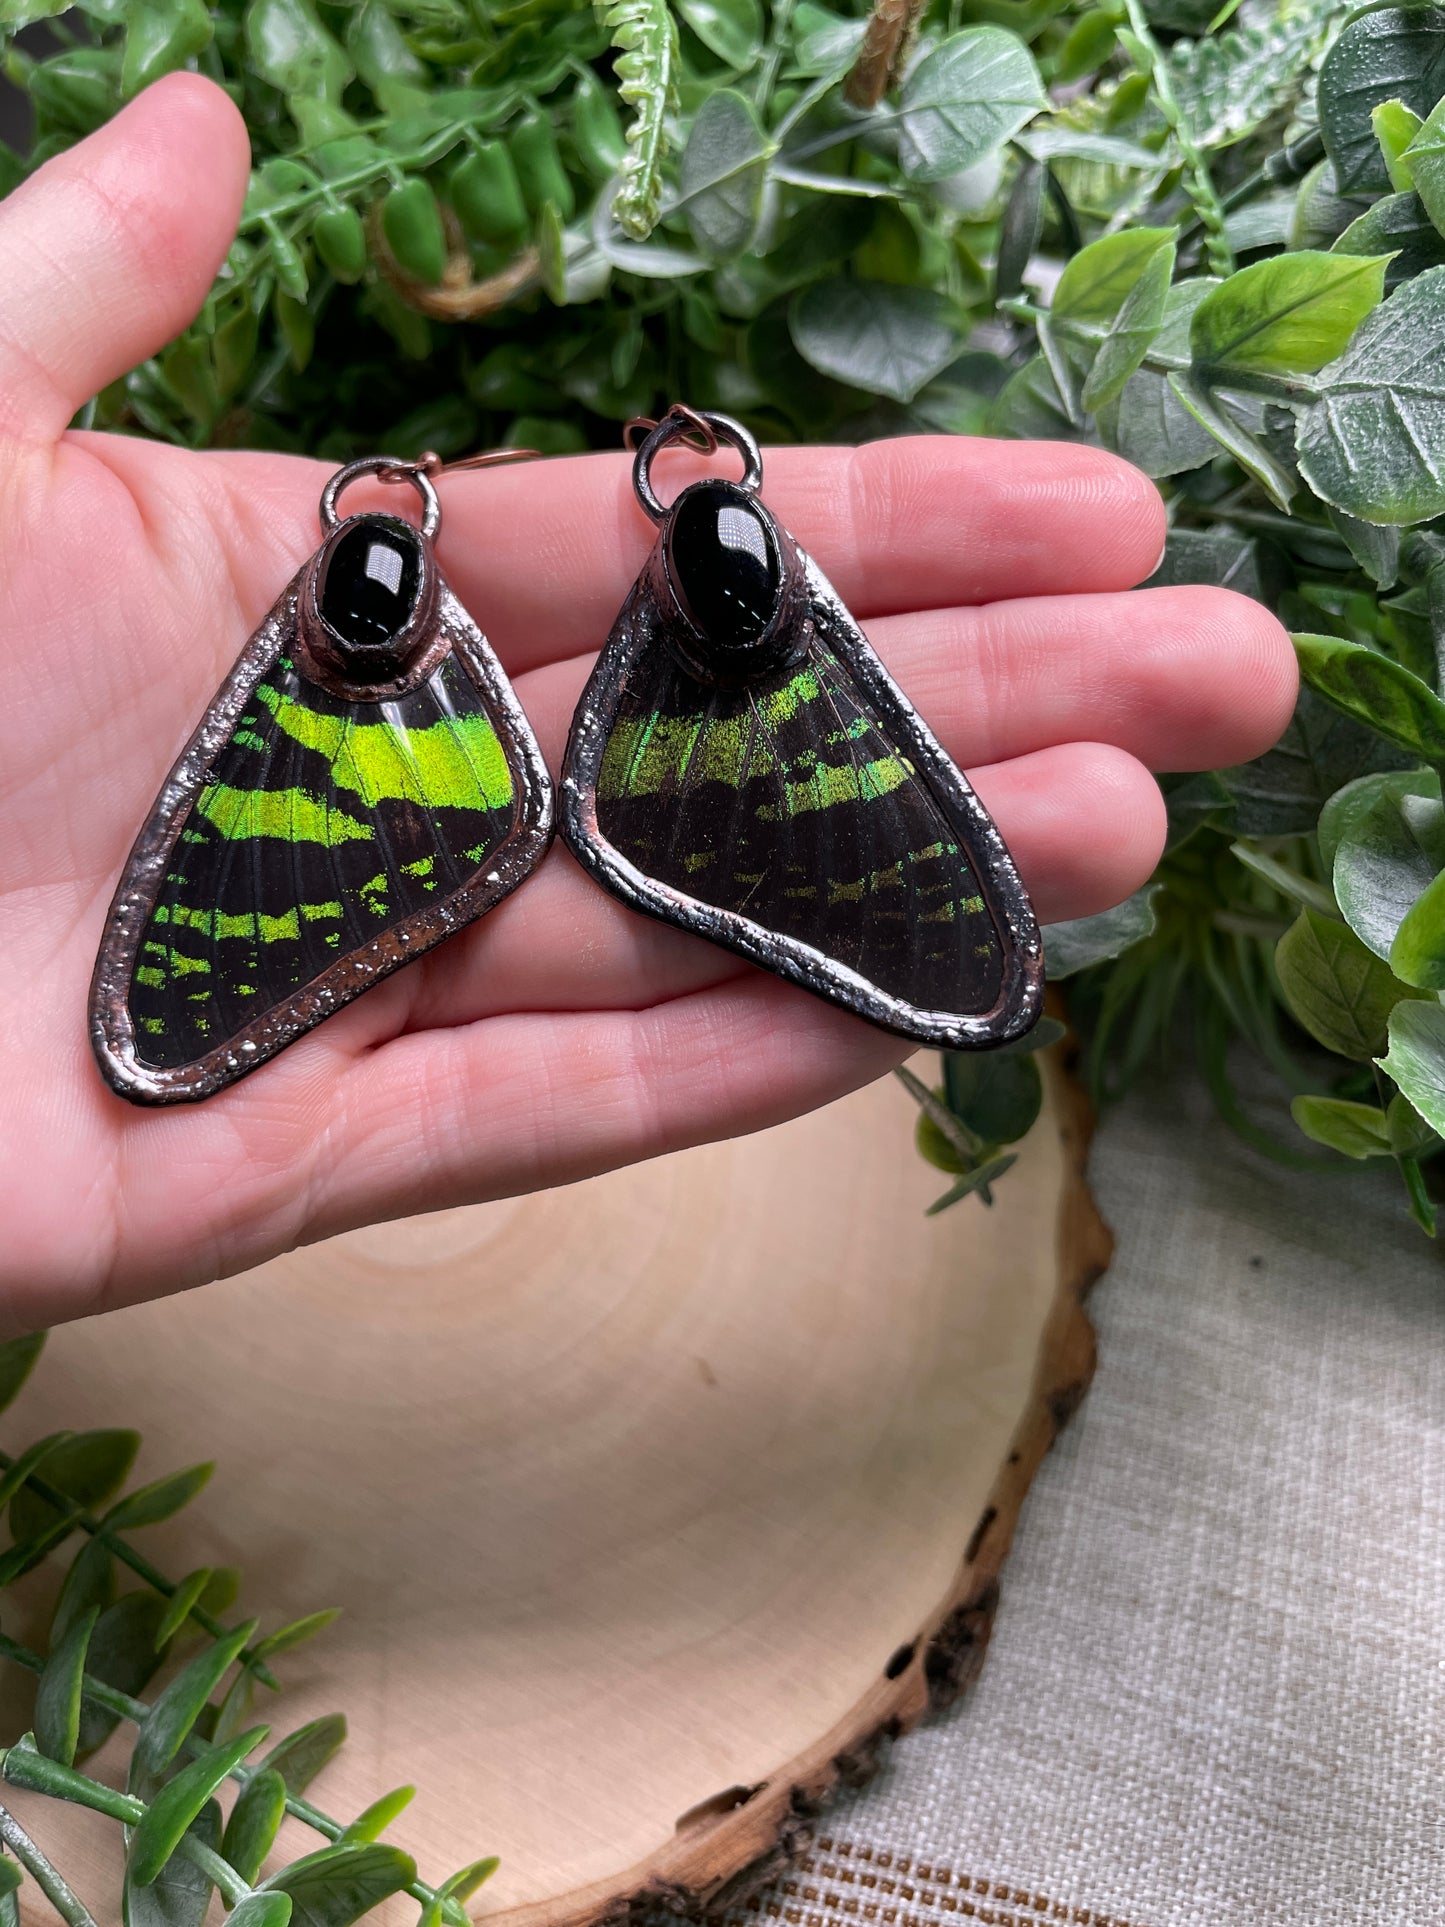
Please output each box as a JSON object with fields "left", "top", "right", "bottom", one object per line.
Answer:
{"left": 593, "top": 629, "right": 1004, "bottom": 1016}
{"left": 129, "top": 652, "right": 518, "bottom": 1069}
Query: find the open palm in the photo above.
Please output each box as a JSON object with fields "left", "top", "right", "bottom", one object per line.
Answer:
{"left": 0, "top": 77, "right": 1297, "bottom": 1331}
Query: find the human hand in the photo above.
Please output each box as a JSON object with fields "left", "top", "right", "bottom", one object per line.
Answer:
{"left": 0, "top": 76, "right": 1296, "bottom": 1330}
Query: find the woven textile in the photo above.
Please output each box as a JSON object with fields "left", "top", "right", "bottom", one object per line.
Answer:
{"left": 733, "top": 1070, "right": 1445, "bottom": 1927}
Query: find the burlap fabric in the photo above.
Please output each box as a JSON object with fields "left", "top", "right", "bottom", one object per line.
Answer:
{"left": 732, "top": 1070, "right": 1445, "bottom": 1927}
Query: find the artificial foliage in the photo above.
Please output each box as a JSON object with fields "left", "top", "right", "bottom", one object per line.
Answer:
{"left": 7, "top": 0, "right": 1445, "bottom": 1227}
{"left": 0, "top": 1331, "right": 496, "bottom": 1927}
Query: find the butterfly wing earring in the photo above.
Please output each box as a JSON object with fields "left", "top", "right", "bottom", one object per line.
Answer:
{"left": 91, "top": 453, "right": 553, "bottom": 1104}
{"left": 560, "top": 407, "right": 1043, "bottom": 1049}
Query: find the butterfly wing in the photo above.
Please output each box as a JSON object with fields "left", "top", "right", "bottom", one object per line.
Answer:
{"left": 563, "top": 557, "right": 1041, "bottom": 1048}
{"left": 93, "top": 576, "right": 551, "bottom": 1102}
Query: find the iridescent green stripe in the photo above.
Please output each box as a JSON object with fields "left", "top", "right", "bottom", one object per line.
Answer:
{"left": 196, "top": 784, "right": 374, "bottom": 844}
{"left": 254, "top": 683, "right": 514, "bottom": 811}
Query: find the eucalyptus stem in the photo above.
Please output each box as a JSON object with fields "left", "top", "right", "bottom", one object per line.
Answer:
{"left": 1122, "top": 0, "right": 1233, "bottom": 278}
{"left": 0, "top": 1451, "right": 279, "bottom": 1690}
{"left": 0, "top": 1806, "right": 98, "bottom": 1927}
{"left": 0, "top": 1637, "right": 465, "bottom": 1927}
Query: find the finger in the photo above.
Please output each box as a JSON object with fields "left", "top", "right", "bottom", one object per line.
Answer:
{"left": 336, "top": 739, "right": 1167, "bottom": 1040}
{"left": 433, "top": 436, "right": 1166, "bottom": 675}
{"left": 0, "top": 75, "right": 249, "bottom": 445}
{"left": 866, "top": 584, "right": 1298, "bottom": 773}
{"left": 308, "top": 973, "right": 909, "bottom": 1244}
{"left": 507, "top": 582, "right": 1293, "bottom": 787}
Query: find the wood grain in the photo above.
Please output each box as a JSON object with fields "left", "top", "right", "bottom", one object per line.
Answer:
{"left": 4, "top": 1055, "right": 1107, "bottom": 1927}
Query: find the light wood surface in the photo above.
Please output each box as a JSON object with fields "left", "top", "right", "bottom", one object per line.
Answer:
{"left": 5, "top": 1058, "right": 1106, "bottom": 1927}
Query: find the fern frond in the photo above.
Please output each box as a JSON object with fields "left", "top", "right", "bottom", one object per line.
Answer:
{"left": 1168, "top": 2, "right": 1335, "bottom": 151}
{"left": 595, "top": 0, "right": 679, "bottom": 240}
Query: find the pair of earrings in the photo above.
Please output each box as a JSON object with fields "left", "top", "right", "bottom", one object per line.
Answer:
{"left": 90, "top": 406, "right": 1043, "bottom": 1105}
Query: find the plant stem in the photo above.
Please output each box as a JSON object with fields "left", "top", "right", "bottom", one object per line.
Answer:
{"left": 0, "top": 1806, "right": 98, "bottom": 1927}
{"left": 0, "top": 1637, "right": 464, "bottom": 1927}
{"left": 182, "top": 1839, "right": 252, "bottom": 1907}
{"left": 1122, "top": 0, "right": 1233, "bottom": 278}
{"left": 0, "top": 1453, "right": 280, "bottom": 1690}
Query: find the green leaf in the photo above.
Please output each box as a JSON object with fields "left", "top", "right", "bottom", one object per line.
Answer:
{"left": 1400, "top": 77, "right": 1445, "bottom": 235}
{"left": 1053, "top": 226, "right": 1175, "bottom": 323}
{"left": 1044, "top": 886, "right": 1159, "bottom": 978}
{"left": 1388, "top": 1089, "right": 1440, "bottom": 1156}
{"left": 1297, "top": 265, "right": 1445, "bottom": 525}
{"left": 245, "top": 0, "right": 352, "bottom": 104}
{"left": 1390, "top": 864, "right": 1445, "bottom": 986}
{"left": 1108, "top": 365, "right": 1218, "bottom": 477}
{"left": 436, "top": 1858, "right": 499, "bottom": 1906}
{"left": 895, "top": 28, "right": 1045, "bottom": 183}
{"left": 1149, "top": 525, "right": 1264, "bottom": 596}
{"left": 34, "top": 1607, "right": 97, "bottom": 1767}
{"left": 120, "top": 0, "right": 212, "bottom": 97}
{"left": 1329, "top": 774, "right": 1445, "bottom": 957}
{"left": 926, "top": 1154, "right": 1018, "bottom": 1216}
{"left": 211, "top": 1663, "right": 257, "bottom": 1748}
{"left": 417, "top": 1857, "right": 501, "bottom": 1927}
{"left": 262, "top": 1713, "right": 347, "bottom": 1795}
{"left": 0, "top": 1335, "right": 44, "bottom": 1415}
{"left": 679, "top": 90, "right": 772, "bottom": 261}
{"left": 1374, "top": 97, "right": 1423, "bottom": 193}
{"left": 990, "top": 353, "right": 1091, "bottom": 442}
{"left": 1190, "top": 251, "right": 1387, "bottom": 376}
{"left": 252, "top": 1611, "right": 339, "bottom": 1664}
{"left": 942, "top": 1051, "right": 1043, "bottom": 1146}
{"left": 259, "top": 1843, "right": 416, "bottom": 1927}
{"left": 1229, "top": 692, "right": 1414, "bottom": 838}
{"left": 344, "top": 0, "right": 429, "bottom": 115}
{"left": 0, "top": 1862, "right": 19, "bottom": 1901}
{"left": 102, "top": 1464, "right": 213, "bottom": 1533}
{"left": 222, "top": 1768, "right": 289, "bottom": 1885}
{"left": 1168, "top": 374, "right": 1296, "bottom": 511}
{"left": 1320, "top": 768, "right": 1441, "bottom": 874}
{"left": 1082, "top": 241, "right": 1173, "bottom": 411}
{"left": 1327, "top": 505, "right": 1402, "bottom": 587}
{"left": 1334, "top": 191, "right": 1445, "bottom": 290}
{"left": 1290, "top": 1094, "right": 1394, "bottom": 1158}
{"left": 0, "top": 1433, "right": 73, "bottom": 1515}
{"left": 1231, "top": 842, "right": 1337, "bottom": 916}
{"left": 1378, "top": 997, "right": 1445, "bottom": 1133}
{"left": 1319, "top": 5, "right": 1445, "bottom": 193}
{"left": 997, "top": 1014, "right": 1068, "bottom": 1056}
{"left": 341, "top": 1785, "right": 415, "bottom": 1843}
{"left": 75, "top": 1592, "right": 172, "bottom": 1757}
{"left": 228, "top": 1897, "right": 294, "bottom": 1927}
{"left": 1275, "top": 906, "right": 1423, "bottom": 1059}
{"left": 789, "top": 279, "right": 960, "bottom": 401}
{"left": 50, "top": 1536, "right": 114, "bottom": 1649}
{"left": 125, "top": 1801, "right": 222, "bottom": 1927}
{"left": 134, "top": 1618, "right": 258, "bottom": 1783}
{"left": 675, "top": 0, "right": 763, "bottom": 68}
{"left": 11, "top": 1429, "right": 140, "bottom": 1543}
{"left": 995, "top": 157, "right": 1045, "bottom": 304}
{"left": 1294, "top": 632, "right": 1445, "bottom": 764}
{"left": 155, "top": 1570, "right": 214, "bottom": 1650}
{"left": 129, "top": 1729, "right": 270, "bottom": 1888}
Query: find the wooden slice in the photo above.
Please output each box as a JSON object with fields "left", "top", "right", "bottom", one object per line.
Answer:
{"left": 7, "top": 1055, "right": 1107, "bottom": 1926}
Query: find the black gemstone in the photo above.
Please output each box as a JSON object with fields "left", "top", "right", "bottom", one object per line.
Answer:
{"left": 669, "top": 482, "right": 781, "bottom": 647}
{"left": 317, "top": 516, "right": 423, "bottom": 667}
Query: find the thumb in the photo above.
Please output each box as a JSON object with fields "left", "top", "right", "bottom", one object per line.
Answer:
{"left": 0, "top": 72, "right": 249, "bottom": 447}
